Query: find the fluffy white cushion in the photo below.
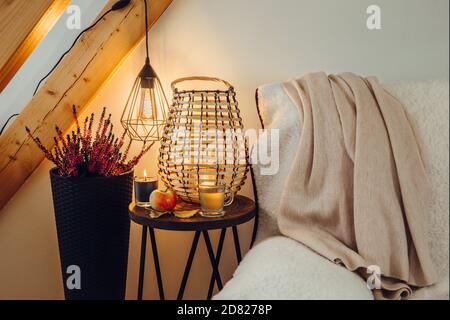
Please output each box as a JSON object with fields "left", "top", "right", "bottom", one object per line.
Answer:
{"left": 214, "top": 236, "right": 373, "bottom": 300}
{"left": 384, "top": 80, "right": 449, "bottom": 299}
{"left": 251, "top": 83, "right": 300, "bottom": 243}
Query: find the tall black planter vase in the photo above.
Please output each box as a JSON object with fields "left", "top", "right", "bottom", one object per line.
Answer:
{"left": 50, "top": 169, "right": 133, "bottom": 300}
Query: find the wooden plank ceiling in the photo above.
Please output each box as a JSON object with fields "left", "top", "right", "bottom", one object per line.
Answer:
{"left": 0, "top": 0, "right": 173, "bottom": 210}
{"left": 0, "top": 0, "right": 71, "bottom": 93}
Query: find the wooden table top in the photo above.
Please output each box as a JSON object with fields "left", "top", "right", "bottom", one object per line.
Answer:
{"left": 129, "top": 195, "right": 256, "bottom": 231}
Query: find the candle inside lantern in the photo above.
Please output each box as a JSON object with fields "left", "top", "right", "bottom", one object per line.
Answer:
{"left": 134, "top": 170, "right": 157, "bottom": 208}
{"left": 200, "top": 191, "right": 225, "bottom": 211}
{"left": 198, "top": 169, "right": 218, "bottom": 186}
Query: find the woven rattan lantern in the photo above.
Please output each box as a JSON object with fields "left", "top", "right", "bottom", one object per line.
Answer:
{"left": 158, "top": 77, "right": 249, "bottom": 203}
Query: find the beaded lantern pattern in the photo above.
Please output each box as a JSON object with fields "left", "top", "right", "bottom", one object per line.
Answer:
{"left": 158, "top": 77, "right": 249, "bottom": 203}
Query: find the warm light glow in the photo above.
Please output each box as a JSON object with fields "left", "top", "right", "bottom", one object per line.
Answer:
{"left": 200, "top": 191, "right": 225, "bottom": 211}
{"left": 138, "top": 87, "right": 157, "bottom": 120}
{"left": 199, "top": 174, "right": 216, "bottom": 186}
{"left": 143, "top": 169, "right": 148, "bottom": 180}
{"left": 139, "top": 88, "right": 152, "bottom": 119}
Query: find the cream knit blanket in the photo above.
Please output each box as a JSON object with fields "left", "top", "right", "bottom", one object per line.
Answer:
{"left": 279, "top": 72, "right": 437, "bottom": 300}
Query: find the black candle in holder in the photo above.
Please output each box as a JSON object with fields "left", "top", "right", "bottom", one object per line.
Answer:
{"left": 134, "top": 170, "right": 157, "bottom": 208}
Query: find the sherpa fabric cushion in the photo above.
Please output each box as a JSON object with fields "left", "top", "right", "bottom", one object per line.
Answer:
{"left": 214, "top": 236, "right": 373, "bottom": 300}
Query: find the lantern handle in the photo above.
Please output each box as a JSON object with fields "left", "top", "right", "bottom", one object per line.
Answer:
{"left": 171, "top": 76, "right": 233, "bottom": 91}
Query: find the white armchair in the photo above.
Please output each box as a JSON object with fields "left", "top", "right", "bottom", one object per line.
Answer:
{"left": 214, "top": 79, "right": 449, "bottom": 300}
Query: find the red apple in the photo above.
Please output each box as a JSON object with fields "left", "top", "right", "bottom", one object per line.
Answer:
{"left": 150, "top": 189, "right": 177, "bottom": 212}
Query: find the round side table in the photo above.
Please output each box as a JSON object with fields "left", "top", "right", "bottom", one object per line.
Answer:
{"left": 129, "top": 195, "right": 257, "bottom": 300}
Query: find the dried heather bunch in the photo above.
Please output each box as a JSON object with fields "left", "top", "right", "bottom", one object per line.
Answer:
{"left": 26, "top": 105, "right": 151, "bottom": 177}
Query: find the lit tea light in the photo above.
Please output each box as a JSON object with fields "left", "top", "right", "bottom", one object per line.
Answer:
{"left": 198, "top": 183, "right": 234, "bottom": 218}
{"left": 201, "top": 192, "right": 225, "bottom": 211}
{"left": 134, "top": 169, "right": 157, "bottom": 208}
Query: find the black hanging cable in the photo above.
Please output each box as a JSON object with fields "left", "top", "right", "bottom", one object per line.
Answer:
{"left": 34, "top": 1, "right": 132, "bottom": 96}
{"left": 0, "top": 0, "right": 131, "bottom": 135}
{"left": 144, "top": 0, "right": 150, "bottom": 59}
{"left": 0, "top": 113, "right": 19, "bottom": 136}
{"left": 32, "top": 8, "right": 113, "bottom": 96}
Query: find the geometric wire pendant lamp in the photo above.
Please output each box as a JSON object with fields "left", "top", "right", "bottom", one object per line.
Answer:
{"left": 121, "top": 0, "right": 168, "bottom": 143}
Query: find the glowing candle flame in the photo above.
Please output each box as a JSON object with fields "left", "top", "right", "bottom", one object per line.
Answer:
{"left": 144, "top": 169, "right": 148, "bottom": 180}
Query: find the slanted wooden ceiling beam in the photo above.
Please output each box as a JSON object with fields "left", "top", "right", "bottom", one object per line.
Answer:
{"left": 0, "top": 0, "right": 71, "bottom": 93}
{"left": 0, "top": 0, "right": 173, "bottom": 210}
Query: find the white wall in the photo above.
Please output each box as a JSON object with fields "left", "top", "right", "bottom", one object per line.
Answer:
{"left": 152, "top": 0, "right": 449, "bottom": 83}
{"left": 150, "top": 0, "right": 449, "bottom": 141}
{"left": 0, "top": 0, "right": 448, "bottom": 299}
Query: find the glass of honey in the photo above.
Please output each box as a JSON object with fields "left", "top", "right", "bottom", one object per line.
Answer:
{"left": 198, "top": 183, "right": 234, "bottom": 217}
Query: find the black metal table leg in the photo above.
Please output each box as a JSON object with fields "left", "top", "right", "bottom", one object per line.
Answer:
{"left": 206, "top": 228, "right": 227, "bottom": 300}
{"left": 202, "top": 230, "right": 223, "bottom": 290}
{"left": 149, "top": 227, "right": 165, "bottom": 300}
{"left": 177, "top": 231, "right": 201, "bottom": 300}
{"left": 232, "top": 225, "right": 242, "bottom": 263}
{"left": 137, "top": 226, "right": 147, "bottom": 300}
